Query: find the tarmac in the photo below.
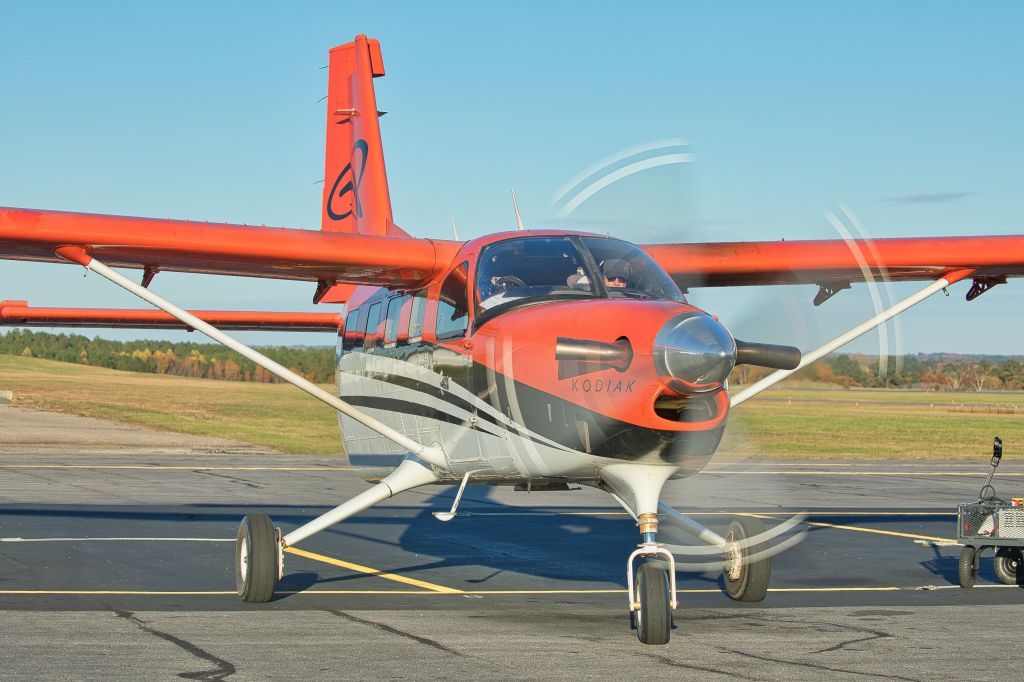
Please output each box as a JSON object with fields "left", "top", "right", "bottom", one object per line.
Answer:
{"left": 1, "top": 406, "right": 1023, "bottom": 680}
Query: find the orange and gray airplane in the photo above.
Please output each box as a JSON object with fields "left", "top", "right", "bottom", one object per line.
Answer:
{"left": 2, "top": 35, "right": 1022, "bottom": 644}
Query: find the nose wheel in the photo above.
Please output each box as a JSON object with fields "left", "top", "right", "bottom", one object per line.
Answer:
{"left": 633, "top": 561, "right": 672, "bottom": 645}
{"left": 627, "top": 543, "right": 677, "bottom": 645}
{"left": 723, "top": 516, "right": 772, "bottom": 602}
{"left": 235, "top": 513, "right": 281, "bottom": 603}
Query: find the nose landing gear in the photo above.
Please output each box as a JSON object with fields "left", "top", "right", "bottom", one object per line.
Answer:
{"left": 627, "top": 513, "right": 677, "bottom": 645}
{"left": 603, "top": 464, "right": 803, "bottom": 645}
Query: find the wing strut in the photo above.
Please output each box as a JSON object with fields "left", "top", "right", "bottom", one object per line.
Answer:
{"left": 53, "top": 246, "right": 447, "bottom": 470}
{"left": 730, "top": 269, "right": 975, "bottom": 408}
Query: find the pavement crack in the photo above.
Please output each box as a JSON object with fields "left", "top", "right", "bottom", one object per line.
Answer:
{"left": 324, "top": 608, "right": 463, "bottom": 657}
{"left": 716, "top": 645, "right": 920, "bottom": 682}
{"left": 812, "top": 626, "right": 893, "bottom": 654}
{"left": 639, "top": 652, "right": 760, "bottom": 680}
{"left": 112, "top": 609, "right": 236, "bottom": 681}
{"left": 194, "top": 470, "right": 264, "bottom": 489}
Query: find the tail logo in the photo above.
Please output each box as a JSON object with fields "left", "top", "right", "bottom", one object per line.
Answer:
{"left": 326, "top": 138, "right": 369, "bottom": 222}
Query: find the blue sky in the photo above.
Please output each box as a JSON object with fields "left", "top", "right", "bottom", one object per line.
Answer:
{"left": 1, "top": 2, "right": 1022, "bottom": 353}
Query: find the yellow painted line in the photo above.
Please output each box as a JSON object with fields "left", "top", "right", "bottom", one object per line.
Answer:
{"left": 461, "top": 511, "right": 954, "bottom": 517}
{"left": 0, "top": 590, "right": 235, "bottom": 595}
{"left": 734, "top": 511, "right": 953, "bottom": 516}
{"left": 707, "top": 462, "right": 1015, "bottom": 468}
{"left": 284, "top": 547, "right": 462, "bottom": 594}
{"left": 708, "top": 462, "right": 862, "bottom": 467}
{"left": 766, "top": 587, "right": 901, "bottom": 592}
{"left": 0, "top": 465, "right": 351, "bottom": 471}
{"left": 741, "top": 512, "right": 956, "bottom": 543}
{"left": 457, "top": 589, "right": 624, "bottom": 595}
{"left": 703, "top": 471, "right": 1024, "bottom": 476}
{"left": 0, "top": 586, "right": 911, "bottom": 596}
{"left": 459, "top": 511, "right": 630, "bottom": 517}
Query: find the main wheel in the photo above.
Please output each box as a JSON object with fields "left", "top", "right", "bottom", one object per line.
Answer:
{"left": 994, "top": 547, "right": 1022, "bottom": 586}
{"left": 723, "top": 516, "right": 771, "bottom": 602}
{"left": 958, "top": 545, "right": 978, "bottom": 588}
{"left": 634, "top": 562, "right": 671, "bottom": 645}
{"left": 236, "top": 513, "right": 279, "bottom": 603}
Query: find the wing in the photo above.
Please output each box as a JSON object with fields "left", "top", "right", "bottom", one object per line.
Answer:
{"left": 0, "top": 300, "right": 342, "bottom": 332}
{"left": 0, "top": 207, "right": 460, "bottom": 290}
{"left": 642, "top": 236, "right": 1024, "bottom": 289}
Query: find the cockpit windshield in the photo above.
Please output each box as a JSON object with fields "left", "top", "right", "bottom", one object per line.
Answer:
{"left": 581, "top": 237, "right": 686, "bottom": 302}
{"left": 476, "top": 237, "right": 592, "bottom": 313}
{"left": 474, "top": 235, "right": 685, "bottom": 319}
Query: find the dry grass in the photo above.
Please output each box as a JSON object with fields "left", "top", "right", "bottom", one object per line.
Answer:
{"left": 0, "top": 355, "right": 343, "bottom": 455}
{"left": 2, "top": 355, "right": 1022, "bottom": 458}
{"left": 721, "top": 384, "right": 1024, "bottom": 458}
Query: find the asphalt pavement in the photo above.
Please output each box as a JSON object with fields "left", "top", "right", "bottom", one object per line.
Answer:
{"left": 1, "top": 408, "right": 1023, "bottom": 680}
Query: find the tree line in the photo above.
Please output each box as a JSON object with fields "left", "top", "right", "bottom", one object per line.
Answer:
{"left": 1, "top": 329, "right": 335, "bottom": 383}
{"left": 4, "top": 329, "right": 1023, "bottom": 391}
{"left": 733, "top": 353, "right": 1024, "bottom": 391}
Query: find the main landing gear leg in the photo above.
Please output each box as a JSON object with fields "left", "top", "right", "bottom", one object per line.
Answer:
{"left": 235, "top": 458, "right": 440, "bottom": 603}
{"left": 601, "top": 464, "right": 678, "bottom": 646}
{"left": 657, "top": 503, "right": 794, "bottom": 603}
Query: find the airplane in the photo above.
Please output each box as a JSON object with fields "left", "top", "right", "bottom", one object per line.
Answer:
{"left": 2, "top": 35, "right": 1023, "bottom": 645}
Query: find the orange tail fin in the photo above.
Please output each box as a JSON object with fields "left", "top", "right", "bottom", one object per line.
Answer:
{"left": 321, "top": 35, "right": 406, "bottom": 237}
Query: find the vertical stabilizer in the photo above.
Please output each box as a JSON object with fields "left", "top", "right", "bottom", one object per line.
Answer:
{"left": 321, "top": 36, "right": 402, "bottom": 237}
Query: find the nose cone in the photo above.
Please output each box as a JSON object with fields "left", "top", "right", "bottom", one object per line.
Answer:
{"left": 653, "top": 313, "right": 737, "bottom": 392}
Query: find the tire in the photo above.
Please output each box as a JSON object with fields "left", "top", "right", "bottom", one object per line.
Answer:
{"left": 236, "top": 513, "right": 278, "bottom": 603}
{"left": 994, "top": 547, "right": 1022, "bottom": 586}
{"left": 723, "top": 516, "right": 771, "bottom": 602}
{"left": 635, "top": 562, "right": 671, "bottom": 645}
{"left": 958, "top": 546, "right": 977, "bottom": 588}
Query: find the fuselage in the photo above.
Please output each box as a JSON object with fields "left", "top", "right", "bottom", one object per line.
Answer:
{"left": 335, "top": 231, "right": 733, "bottom": 484}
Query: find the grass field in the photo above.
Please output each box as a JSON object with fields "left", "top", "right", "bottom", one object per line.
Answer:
{"left": 718, "top": 386, "right": 1024, "bottom": 459}
{"left": 1, "top": 354, "right": 1022, "bottom": 458}
{"left": 0, "top": 355, "right": 343, "bottom": 455}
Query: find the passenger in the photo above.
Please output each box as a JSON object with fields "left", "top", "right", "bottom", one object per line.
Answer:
{"left": 602, "top": 259, "right": 631, "bottom": 289}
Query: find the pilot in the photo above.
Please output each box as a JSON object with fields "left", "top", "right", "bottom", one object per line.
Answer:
{"left": 479, "top": 275, "right": 527, "bottom": 310}
{"left": 602, "top": 259, "right": 631, "bottom": 289}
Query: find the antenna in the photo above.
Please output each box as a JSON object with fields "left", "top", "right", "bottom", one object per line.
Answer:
{"left": 511, "top": 190, "right": 525, "bottom": 231}
{"left": 450, "top": 214, "right": 460, "bottom": 241}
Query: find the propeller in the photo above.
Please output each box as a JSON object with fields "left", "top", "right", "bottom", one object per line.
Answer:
{"left": 548, "top": 138, "right": 816, "bottom": 573}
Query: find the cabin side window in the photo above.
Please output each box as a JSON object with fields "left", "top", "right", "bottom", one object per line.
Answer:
{"left": 408, "top": 289, "right": 428, "bottom": 342}
{"left": 435, "top": 262, "right": 470, "bottom": 340}
{"left": 363, "top": 302, "right": 382, "bottom": 351}
{"left": 383, "top": 295, "right": 404, "bottom": 348}
{"left": 342, "top": 310, "right": 361, "bottom": 352}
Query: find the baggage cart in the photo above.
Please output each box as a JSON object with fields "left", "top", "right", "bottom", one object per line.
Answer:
{"left": 958, "top": 437, "right": 1024, "bottom": 587}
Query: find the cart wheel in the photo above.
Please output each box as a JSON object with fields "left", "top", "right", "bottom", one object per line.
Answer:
{"left": 958, "top": 546, "right": 978, "bottom": 588}
{"left": 994, "top": 547, "right": 1022, "bottom": 586}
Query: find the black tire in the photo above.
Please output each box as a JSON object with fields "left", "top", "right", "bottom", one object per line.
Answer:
{"left": 723, "top": 516, "right": 771, "bottom": 602}
{"left": 994, "top": 547, "right": 1023, "bottom": 586}
{"left": 958, "top": 546, "right": 977, "bottom": 588}
{"left": 635, "top": 562, "right": 671, "bottom": 645}
{"left": 236, "top": 513, "right": 278, "bottom": 603}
